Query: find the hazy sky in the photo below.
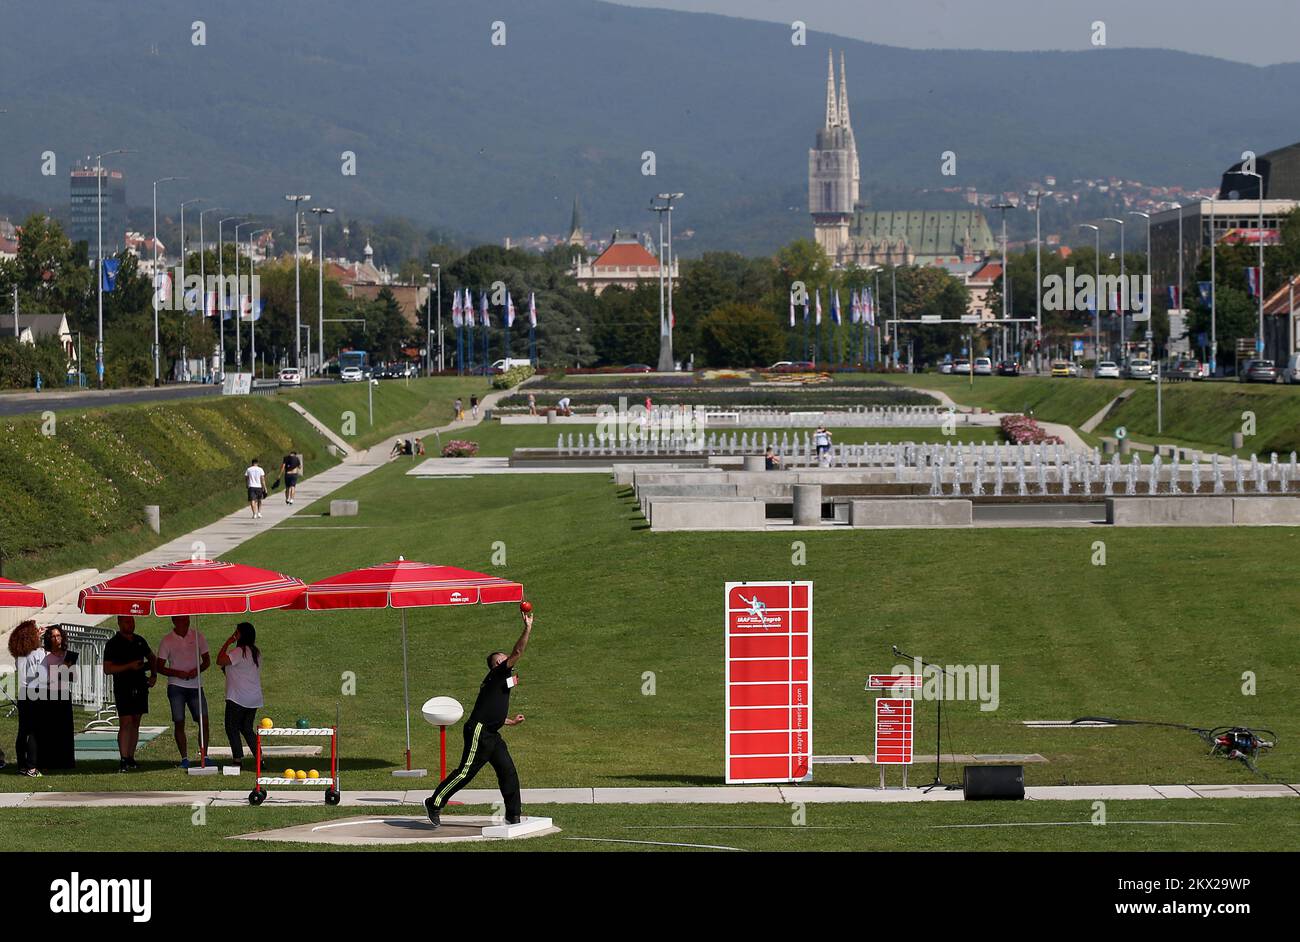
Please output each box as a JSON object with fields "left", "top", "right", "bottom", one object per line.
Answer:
{"left": 609, "top": 0, "right": 1300, "bottom": 66}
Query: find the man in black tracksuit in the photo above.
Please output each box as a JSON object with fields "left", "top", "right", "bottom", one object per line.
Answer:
{"left": 426, "top": 609, "right": 533, "bottom": 827}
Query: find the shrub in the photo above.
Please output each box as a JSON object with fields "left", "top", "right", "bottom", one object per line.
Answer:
{"left": 1000, "top": 413, "right": 1064, "bottom": 445}
{"left": 492, "top": 365, "right": 535, "bottom": 389}
{"left": 441, "top": 440, "right": 479, "bottom": 457}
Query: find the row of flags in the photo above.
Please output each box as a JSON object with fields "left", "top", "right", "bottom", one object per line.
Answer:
{"left": 450, "top": 287, "right": 538, "bottom": 329}
{"left": 788, "top": 287, "right": 877, "bottom": 327}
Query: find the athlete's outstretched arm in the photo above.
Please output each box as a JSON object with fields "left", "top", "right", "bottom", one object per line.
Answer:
{"left": 506, "top": 611, "right": 534, "bottom": 668}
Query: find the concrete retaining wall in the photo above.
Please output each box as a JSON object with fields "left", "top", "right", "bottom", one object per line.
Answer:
{"left": 1106, "top": 497, "right": 1233, "bottom": 526}
{"left": 850, "top": 499, "right": 972, "bottom": 527}
{"left": 648, "top": 499, "right": 767, "bottom": 531}
{"left": 1231, "top": 497, "right": 1300, "bottom": 525}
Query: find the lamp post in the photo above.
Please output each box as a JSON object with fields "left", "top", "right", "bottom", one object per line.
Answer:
{"left": 198, "top": 207, "right": 222, "bottom": 381}
{"left": 1079, "top": 224, "right": 1101, "bottom": 365}
{"left": 1172, "top": 201, "right": 1184, "bottom": 361}
{"left": 652, "top": 192, "right": 683, "bottom": 372}
{"left": 430, "top": 262, "right": 441, "bottom": 374}
{"left": 233, "top": 222, "right": 257, "bottom": 370}
{"left": 217, "top": 216, "right": 241, "bottom": 378}
{"left": 1203, "top": 198, "right": 1217, "bottom": 375}
{"left": 1104, "top": 217, "right": 1126, "bottom": 362}
{"left": 248, "top": 228, "right": 270, "bottom": 378}
{"left": 152, "top": 175, "right": 184, "bottom": 386}
{"left": 309, "top": 206, "right": 334, "bottom": 377}
{"left": 1242, "top": 170, "right": 1266, "bottom": 357}
{"left": 94, "top": 148, "right": 128, "bottom": 389}
{"left": 176, "top": 198, "right": 205, "bottom": 382}
{"left": 1129, "top": 211, "right": 1151, "bottom": 359}
{"left": 285, "top": 195, "right": 311, "bottom": 371}
{"left": 993, "top": 202, "right": 1014, "bottom": 363}
{"left": 1028, "top": 190, "right": 1047, "bottom": 371}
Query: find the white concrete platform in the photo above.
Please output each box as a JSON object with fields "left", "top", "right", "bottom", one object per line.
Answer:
{"left": 482, "top": 815, "right": 553, "bottom": 838}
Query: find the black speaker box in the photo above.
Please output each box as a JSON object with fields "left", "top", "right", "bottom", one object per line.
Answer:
{"left": 962, "top": 764, "right": 1025, "bottom": 800}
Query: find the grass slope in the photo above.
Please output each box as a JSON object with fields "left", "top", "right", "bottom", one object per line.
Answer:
{"left": 0, "top": 397, "right": 337, "bottom": 582}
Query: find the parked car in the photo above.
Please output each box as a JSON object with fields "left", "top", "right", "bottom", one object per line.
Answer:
{"left": 973, "top": 356, "right": 993, "bottom": 376}
{"left": 1239, "top": 359, "right": 1278, "bottom": 383}
{"left": 1165, "top": 358, "right": 1203, "bottom": 381}
{"left": 621, "top": 363, "right": 654, "bottom": 373}
{"left": 1094, "top": 360, "right": 1121, "bottom": 379}
{"left": 1124, "top": 359, "right": 1153, "bottom": 379}
{"left": 277, "top": 368, "right": 302, "bottom": 387}
{"left": 340, "top": 366, "right": 365, "bottom": 383}
{"left": 1050, "top": 359, "right": 1074, "bottom": 378}
{"left": 995, "top": 359, "right": 1020, "bottom": 376}
{"left": 951, "top": 358, "right": 970, "bottom": 374}
{"left": 1283, "top": 354, "right": 1300, "bottom": 385}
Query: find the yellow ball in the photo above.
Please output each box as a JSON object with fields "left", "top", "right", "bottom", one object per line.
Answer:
{"left": 308, "top": 769, "right": 321, "bottom": 780}
{"left": 295, "top": 769, "right": 308, "bottom": 780}
{"left": 284, "top": 768, "right": 296, "bottom": 779}
{"left": 259, "top": 717, "right": 273, "bottom": 729}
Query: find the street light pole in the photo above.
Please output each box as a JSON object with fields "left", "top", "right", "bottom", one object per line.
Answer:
{"left": 993, "top": 202, "right": 1014, "bottom": 363}
{"left": 1078, "top": 224, "right": 1100, "bottom": 365}
{"left": 94, "top": 149, "right": 128, "bottom": 388}
{"left": 652, "top": 192, "right": 683, "bottom": 372}
{"left": 309, "top": 207, "right": 334, "bottom": 377}
{"left": 430, "top": 262, "right": 441, "bottom": 375}
{"left": 248, "top": 228, "right": 270, "bottom": 378}
{"left": 1105, "top": 217, "right": 1126, "bottom": 362}
{"left": 152, "top": 175, "right": 183, "bottom": 386}
{"left": 217, "top": 216, "right": 240, "bottom": 379}
{"left": 285, "top": 195, "right": 311, "bottom": 371}
{"left": 1129, "top": 211, "right": 1151, "bottom": 359}
{"left": 1028, "top": 190, "right": 1046, "bottom": 372}
{"left": 198, "top": 207, "right": 222, "bottom": 381}
{"left": 1243, "top": 171, "right": 1266, "bottom": 357}
{"left": 177, "top": 198, "right": 205, "bottom": 382}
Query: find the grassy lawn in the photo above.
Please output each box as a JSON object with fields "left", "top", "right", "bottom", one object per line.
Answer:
{"left": 6, "top": 468, "right": 1296, "bottom": 797}
{"left": 275, "top": 377, "right": 497, "bottom": 450}
{"left": 0, "top": 799, "right": 1293, "bottom": 852}
{"left": 458, "top": 423, "right": 1004, "bottom": 457}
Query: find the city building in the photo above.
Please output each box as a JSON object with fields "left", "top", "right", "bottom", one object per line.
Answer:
{"left": 69, "top": 161, "right": 126, "bottom": 256}
{"left": 0, "top": 312, "right": 78, "bottom": 368}
{"left": 570, "top": 230, "right": 676, "bottom": 295}
{"left": 326, "top": 242, "right": 430, "bottom": 325}
{"left": 809, "top": 53, "right": 994, "bottom": 271}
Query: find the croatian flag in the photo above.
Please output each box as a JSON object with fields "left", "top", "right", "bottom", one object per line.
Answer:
{"left": 864, "top": 287, "right": 875, "bottom": 326}
{"left": 204, "top": 289, "right": 218, "bottom": 318}
{"left": 452, "top": 288, "right": 462, "bottom": 327}
{"left": 480, "top": 290, "right": 489, "bottom": 327}
{"left": 506, "top": 289, "right": 516, "bottom": 328}
{"left": 239, "top": 294, "right": 256, "bottom": 322}
{"left": 815, "top": 289, "right": 822, "bottom": 325}
{"left": 1167, "top": 285, "right": 1181, "bottom": 310}
{"left": 529, "top": 292, "right": 537, "bottom": 327}
{"left": 831, "top": 290, "right": 841, "bottom": 325}
{"left": 1246, "top": 267, "right": 1261, "bottom": 298}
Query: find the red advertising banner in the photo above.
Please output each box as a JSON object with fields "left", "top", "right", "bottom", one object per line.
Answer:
{"left": 867, "top": 674, "right": 923, "bottom": 689}
{"left": 725, "top": 581, "right": 813, "bottom": 784}
{"left": 874, "top": 698, "right": 914, "bottom": 765}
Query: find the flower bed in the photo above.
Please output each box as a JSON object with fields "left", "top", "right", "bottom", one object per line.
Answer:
{"left": 1000, "top": 413, "right": 1064, "bottom": 445}
{"left": 441, "top": 440, "right": 479, "bottom": 457}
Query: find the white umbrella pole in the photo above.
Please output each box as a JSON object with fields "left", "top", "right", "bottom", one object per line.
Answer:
{"left": 401, "top": 609, "right": 412, "bottom": 770}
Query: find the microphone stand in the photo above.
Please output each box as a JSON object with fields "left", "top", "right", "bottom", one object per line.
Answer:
{"left": 893, "top": 645, "right": 962, "bottom": 792}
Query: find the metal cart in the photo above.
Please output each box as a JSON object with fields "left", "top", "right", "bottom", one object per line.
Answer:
{"left": 249, "top": 718, "right": 340, "bottom": 806}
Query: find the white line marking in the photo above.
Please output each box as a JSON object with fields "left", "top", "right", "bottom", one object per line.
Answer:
{"left": 565, "top": 836, "right": 744, "bottom": 851}
{"left": 930, "top": 821, "right": 1236, "bottom": 829}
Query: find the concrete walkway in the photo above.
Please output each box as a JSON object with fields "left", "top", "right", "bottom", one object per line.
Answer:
{"left": 1, "top": 782, "right": 1295, "bottom": 808}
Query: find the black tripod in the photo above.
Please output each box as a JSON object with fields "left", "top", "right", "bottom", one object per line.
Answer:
{"left": 893, "top": 645, "right": 962, "bottom": 792}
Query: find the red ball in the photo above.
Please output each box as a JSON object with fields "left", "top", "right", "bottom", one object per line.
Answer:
{"left": 520, "top": 601, "right": 533, "bottom": 613}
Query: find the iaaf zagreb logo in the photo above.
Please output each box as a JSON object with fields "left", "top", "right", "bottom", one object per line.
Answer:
{"left": 734, "top": 593, "right": 780, "bottom": 629}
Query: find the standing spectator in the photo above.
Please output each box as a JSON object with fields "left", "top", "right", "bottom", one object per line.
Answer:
{"left": 38, "top": 625, "right": 76, "bottom": 770}
{"left": 7, "top": 621, "right": 45, "bottom": 776}
{"left": 217, "top": 622, "right": 263, "bottom": 770}
{"left": 245, "top": 458, "right": 267, "bottom": 519}
{"left": 764, "top": 446, "right": 782, "bottom": 470}
{"left": 156, "top": 615, "right": 211, "bottom": 769}
{"left": 470, "top": 394, "right": 479, "bottom": 420}
{"left": 103, "top": 616, "right": 156, "bottom": 772}
{"left": 528, "top": 392, "right": 537, "bottom": 416}
{"left": 278, "top": 447, "right": 303, "bottom": 505}
{"left": 454, "top": 398, "right": 464, "bottom": 421}
{"left": 414, "top": 437, "right": 425, "bottom": 456}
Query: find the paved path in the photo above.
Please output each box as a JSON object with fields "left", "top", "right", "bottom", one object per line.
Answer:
{"left": 1, "top": 782, "right": 1295, "bottom": 808}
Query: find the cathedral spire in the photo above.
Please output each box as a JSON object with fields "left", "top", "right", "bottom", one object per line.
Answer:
{"left": 838, "top": 52, "right": 851, "bottom": 130}
{"left": 825, "top": 49, "right": 838, "bottom": 128}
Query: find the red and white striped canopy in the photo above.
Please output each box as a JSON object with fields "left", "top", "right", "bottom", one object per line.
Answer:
{"left": 288, "top": 559, "right": 523, "bottom": 611}
{"left": 0, "top": 577, "right": 46, "bottom": 609}
{"left": 78, "top": 559, "right": 306, "bottom": 617}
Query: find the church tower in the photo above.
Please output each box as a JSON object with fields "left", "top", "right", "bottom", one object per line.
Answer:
{"left": 809, "top": 50, "right": 860, "bottom": 263}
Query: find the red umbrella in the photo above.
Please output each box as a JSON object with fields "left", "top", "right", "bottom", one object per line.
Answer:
{"left": 0, "top": 577, "right": 46, "bottom": 609}
{"left": 288, "top": 559, "right": 523, "bottom": 772}
{"left": 79, "top": 559, "right": 305, "bottom": 766}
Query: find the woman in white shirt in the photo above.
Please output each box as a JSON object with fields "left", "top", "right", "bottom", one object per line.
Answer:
{"left": 217, "top": 622, "right": 264, "bottom": 769}
{"left": 7, "top": 621, "right": 46, "bottom": 776}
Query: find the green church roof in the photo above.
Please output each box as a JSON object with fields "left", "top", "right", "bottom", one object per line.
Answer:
{"left": 850, "top": 209, "right": 996, "bottom": 257}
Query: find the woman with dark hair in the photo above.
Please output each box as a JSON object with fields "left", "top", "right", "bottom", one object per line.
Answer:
{"left": 38, "top": 626, "right": 77, "bottom": 770}
{"left": 7, "top": 621, "right": 45, "bottom": 776}
{"left": 217, "top": 622, "right": 263, "bottom": 769}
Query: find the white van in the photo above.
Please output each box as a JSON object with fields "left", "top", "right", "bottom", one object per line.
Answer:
{"left": 1283, "top": 354, "right": 1300, "bottom": 385}
{"left": 491, "top": 358, "right": 533, "bottom": 373}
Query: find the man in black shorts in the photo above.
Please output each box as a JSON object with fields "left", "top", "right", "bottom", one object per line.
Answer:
{"left": 425, "top": 609, "right": 534, "bottom": 827}
{"left": 103, "top": 616, "right": 157, "bottom": 772}
{"left": 278, "top": 448, "right": 303, "bottom": 505}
